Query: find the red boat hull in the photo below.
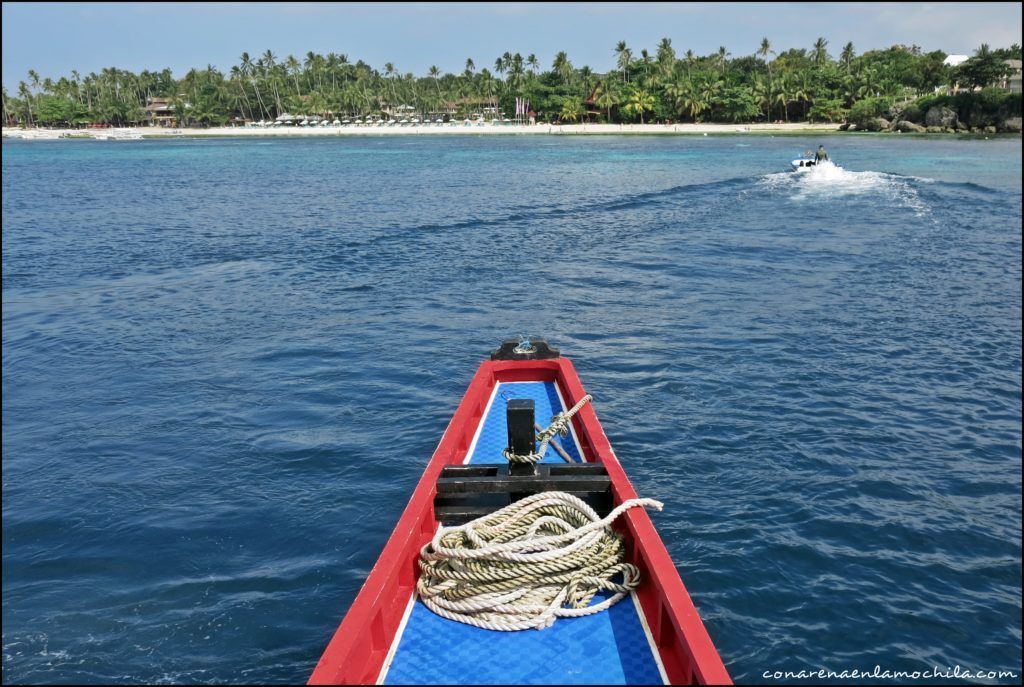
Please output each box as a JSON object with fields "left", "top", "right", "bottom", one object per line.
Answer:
{"left": 309, "top": 357, "right": 730, "bottom": 685}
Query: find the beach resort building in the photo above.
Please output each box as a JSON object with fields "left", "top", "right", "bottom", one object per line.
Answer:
{"left": 145, "top": 97, "right": 176, "bottom": 127}
{"left": 1000, "top": 59, "right": 1022, "bottom": 93}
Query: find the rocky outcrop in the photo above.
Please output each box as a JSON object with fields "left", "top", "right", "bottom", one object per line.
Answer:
{"left": 839, "top": 103, "right": 1021, "bottom": 135}
{"left": 894, "top": 120, "right": 926, "bottom": 133}
{"left": 925, "top": 106, "right": 959, "bottom": 129}
{"left": 861, "top": 117, "right": 889, "bottom": 132}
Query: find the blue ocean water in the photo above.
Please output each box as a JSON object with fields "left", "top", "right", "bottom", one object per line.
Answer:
{"left": 2, "top": 134, "right": 1021, "bottom": 684}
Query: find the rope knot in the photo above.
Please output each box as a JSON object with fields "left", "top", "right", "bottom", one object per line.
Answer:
{"left": 501, "top": 447, "right": 542, "bottom": 464}
{"left": 505, "top": 395, "right": 593, "bottom": 466}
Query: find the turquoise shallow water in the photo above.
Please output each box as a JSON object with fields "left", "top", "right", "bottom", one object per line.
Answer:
{"left": 2, "top": 134, "right": 1021, "bottom": 684}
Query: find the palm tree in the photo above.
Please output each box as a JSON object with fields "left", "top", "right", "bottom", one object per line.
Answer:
{"left": 656, "top": 38, "right": 676, "bottom": 81}
{"left": 774, "top": 74, "right": 791, "bottom": 121}
{"left": 717, "top": 46, "right": 730, "bottom": 74}
{"left": 615, "top": 41, "right": 632, "bottom": 83}
{"left": 239, "top": 52, "right": 266, "bottom": 120}
{"left": 840, "top": 42, "right": 855, "bottom": 74}
{"left": 428, "top": 65, "right": 442, "bottom": 100}
{"left": 752, "top": 75, "right": 772, "bottom": 121}
{"left": 384, "top": 62, "right": 398, "bottom": 107}
{"left": 559, "top": 98, "right": 582, "bottom": 123}
{"left": 259, "top": 50, "right": 282, "bottom": 113}
{"left": 623, "top": 88, "right": 655, "bottom": 123}
{"left": 594, "top": 82, "right": 620, "bottom": 122}
{"left": 855, "top": 67, "right": 879, "bottom": 99}
{"left": 758, "top": 37, "right": 775, "bottom": 84}
{"left": 678, "top": 84, "right": 706, "bottom": 122}
{"left": 285, "top": 55, "right": 302, "bottom": 99}
{"left": 792, "top": 73, "right": 811, "bottom": 119}
{"left": 17, "top": 81, "right": 34, "bottom": 126}
{"left": 812, "top": 37, "right": 830, "bottom": 65}
{"left": 507, "top": 53, "right": 525, "bottom": 94}
{"left": 552, "top": 51, "right": 573, "bottom": 86}
{"left": 700, "top": 77, "right": 723, "bottom": 114}
{"left": 639, "top": 49, "right": 652, "bottom": 81}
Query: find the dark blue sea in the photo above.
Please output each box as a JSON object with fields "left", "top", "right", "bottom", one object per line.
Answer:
{"left": 3, "top": 134, "right": 1021, "bottom": 684}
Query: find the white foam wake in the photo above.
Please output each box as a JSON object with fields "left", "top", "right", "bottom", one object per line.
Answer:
{"left": 760, "top": 161, "right": 929, "bottom": 215}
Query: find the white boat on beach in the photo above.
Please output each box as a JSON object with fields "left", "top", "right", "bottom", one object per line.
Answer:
{"left": 7, "top": 129, "right": 62, "bottom": 140}
{"left": 92, "top": 129, "right": 144, "bottom": 141}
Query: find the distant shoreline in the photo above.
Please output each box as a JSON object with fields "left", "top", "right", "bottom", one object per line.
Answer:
{"left": 4, "top": 122, "right": 843, "bottom": 139}
{"left": 7, "top": 122, "right": 1012, "bottom": 141}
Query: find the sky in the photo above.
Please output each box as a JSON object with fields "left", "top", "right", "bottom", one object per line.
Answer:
{"left": 3, "top": 2, "right": 1022, "bottom": 86}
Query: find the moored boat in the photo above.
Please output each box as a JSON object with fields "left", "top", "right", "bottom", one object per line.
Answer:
{"left": 309, "top": 340, "right": 730, "bottom": 685}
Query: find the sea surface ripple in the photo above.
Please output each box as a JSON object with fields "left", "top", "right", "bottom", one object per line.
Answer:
{"left": 3, "top": 135, "right": 1021, "bottom": 684}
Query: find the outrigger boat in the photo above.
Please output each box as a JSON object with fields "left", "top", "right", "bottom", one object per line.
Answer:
{"left": 309, "top": 340, "right": 730, "bottom": 685}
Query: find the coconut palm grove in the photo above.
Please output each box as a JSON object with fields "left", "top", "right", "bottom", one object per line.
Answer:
{"left": 3, "top": 38, "right": 1021, "bottom": 130}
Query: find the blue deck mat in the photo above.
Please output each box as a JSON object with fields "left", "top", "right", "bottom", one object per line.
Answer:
{"left": 383, "top": 382, "right": 664, "bottom": 685}
{"left": 469, "top": 381, "right": 584, "bottom": 465}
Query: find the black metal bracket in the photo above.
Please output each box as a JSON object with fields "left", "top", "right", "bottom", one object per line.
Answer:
{"left": 506, "top": 398, "right": 536, "bottom": 478}
{"left": 490, "top": 338, "right": 561, "bottom": 361}
{"left": 433, "top": 464, "right": 611, "bottom": 525}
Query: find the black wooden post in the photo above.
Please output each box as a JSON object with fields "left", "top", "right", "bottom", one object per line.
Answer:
{"left": 506, "top": 399, "right": 536, "bottom": 478}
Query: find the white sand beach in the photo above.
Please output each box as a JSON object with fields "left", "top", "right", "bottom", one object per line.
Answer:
{"left": 4, "top": 122, "right": 842, "bottom": 140}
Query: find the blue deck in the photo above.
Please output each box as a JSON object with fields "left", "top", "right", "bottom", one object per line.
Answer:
{"left": 381, "top": 382, "right": 665, "bottom": 685}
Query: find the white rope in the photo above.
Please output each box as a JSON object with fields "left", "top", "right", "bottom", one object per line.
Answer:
{"left": 417, "top": 491, "right": 663, "bottom": 631}
{"left": 503, "top": 395, "right": 593, "bottom": 465}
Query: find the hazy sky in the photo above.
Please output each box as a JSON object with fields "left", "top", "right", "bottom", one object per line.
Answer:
{"left": 3, "top": 2, "right": 1022, "bottom": 85}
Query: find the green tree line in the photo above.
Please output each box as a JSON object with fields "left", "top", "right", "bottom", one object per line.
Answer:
{"left": 2, "top": 39, "right": 1020, "bottom": 127}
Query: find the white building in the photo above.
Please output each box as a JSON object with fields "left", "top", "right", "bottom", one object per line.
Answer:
{"left": 943, "top": 54, "right": 970, "bottom": 68}
{"left": 1002, "top": 59, "right": 1022, "bottom": 93}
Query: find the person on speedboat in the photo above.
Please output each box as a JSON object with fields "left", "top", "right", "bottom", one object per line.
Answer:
{"left": 815, "top": 145, "right": 829, "bottom": 162}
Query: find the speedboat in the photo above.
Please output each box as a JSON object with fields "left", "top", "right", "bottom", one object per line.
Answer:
{"left": 309, "top": 339, "right": 730, "bottom": 685}
{"left": 790, "top": 157, "right": 818, "bottom": 172}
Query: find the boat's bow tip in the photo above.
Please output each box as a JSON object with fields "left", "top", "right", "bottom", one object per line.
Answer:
{"left": 490, "top": 337, "right": 561, "bottom": 361}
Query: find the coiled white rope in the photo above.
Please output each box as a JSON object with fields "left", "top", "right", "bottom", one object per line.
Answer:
{"left": 417, "top": 491, "right": 663, "bottom": 631}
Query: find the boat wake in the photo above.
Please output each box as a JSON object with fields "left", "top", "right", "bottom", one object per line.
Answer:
{"left": 759, "top": 161, "right": 930, "bottom": 216}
